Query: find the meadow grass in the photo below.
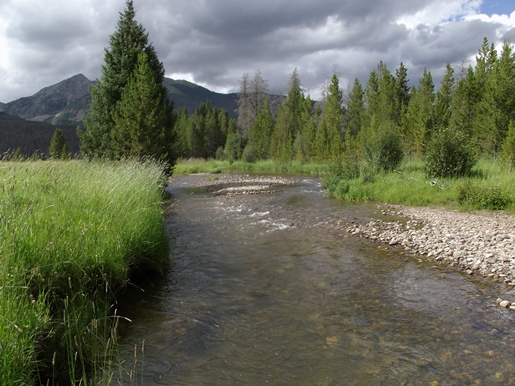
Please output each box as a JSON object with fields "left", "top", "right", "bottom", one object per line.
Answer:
{"left": 0, "top": 159, "right": 169, "bottom": 384}
{"left": 325, "top": 158, "right": 515, "bottom": 212}
{"left": 175, "top": 158, "right": 330, "bottom": 176}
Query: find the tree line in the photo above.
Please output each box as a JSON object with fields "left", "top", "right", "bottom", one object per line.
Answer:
{"left": 43, "top": 0, "right": 515, "bottom": 177}
{"left": 171, "top": 37, "right": 514, "bottom": 175}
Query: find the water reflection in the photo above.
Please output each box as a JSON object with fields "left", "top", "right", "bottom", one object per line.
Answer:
{"left": 117, "top": 175, "right": 515, "bottom": 385}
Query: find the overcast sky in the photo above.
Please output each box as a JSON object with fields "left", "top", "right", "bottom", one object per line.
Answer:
{"left": 1, "top": 0, "right": 514, "bottom": 103}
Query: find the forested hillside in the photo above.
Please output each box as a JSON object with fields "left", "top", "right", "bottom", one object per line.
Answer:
{"left": 0, "top": 113, "right": 80, "bottom": 157}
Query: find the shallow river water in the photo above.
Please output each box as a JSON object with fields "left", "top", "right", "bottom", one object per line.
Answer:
{"left": 117, "top": 175, "right": 515, "bottom": 385}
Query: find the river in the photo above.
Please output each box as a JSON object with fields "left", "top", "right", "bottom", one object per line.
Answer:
{"left": 116, "top": 174, "right": 515, "bottom": 385}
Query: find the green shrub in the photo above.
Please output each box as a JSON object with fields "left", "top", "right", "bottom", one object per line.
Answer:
{"left": 457, "top": 180, "right": 512, "bottom": 210}
{"left": 424, "top": 128, "right": 476, "bottom": 178}
{"left": 241, "top": 144, "right": 257, "bottom": 163}
{"left": 362, "top": 124, "right": 404, "bottom": 174}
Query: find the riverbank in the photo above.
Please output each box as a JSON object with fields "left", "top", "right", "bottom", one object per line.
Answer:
{"left": 0, "top": 160, "right": 168, "bottom": 385}
{"left": 344, "top": 205, "right": 515, "bottom": 306}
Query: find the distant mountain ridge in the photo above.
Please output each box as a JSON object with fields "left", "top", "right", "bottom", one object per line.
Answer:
{"left": 0, "top": 74, "right": 240, "bottom": 126}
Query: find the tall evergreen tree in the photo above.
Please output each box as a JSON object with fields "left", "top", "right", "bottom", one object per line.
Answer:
{"left": 80, "top": 0, "right": 175, "bottom": 166}
{"left": 111, "top": 51, "right": 173, "bottom": 161}
{"left": 449, "top": 66, "right": 477, "bottom": 136}
{"left": 478, "top": 40, "right": 515, "bottom": 154}
{"left": 433, "top": 63, "right": 455, "bottom": 129}
{"left": 404, "top": 68, "right": 435, "bottom": 156}
{"left": 314, "top": 73, "right": 345, "bottom": 160}
{"left": 248, "top": 98, "right": 275, "bottom": 160}
{"left": 394, "top": 62, "right": 410, "bottom": 129}
{"left": 49, "top": 128, "right": 68, "bottom": 159}
{"left": 271, "top": 69, "right": 304, "bottom": 161}
{"left": 174, "top": 108, "right": 191, "bottom": 158}
{"left": 345, "top": 78, "right": 365, "bottom": 138}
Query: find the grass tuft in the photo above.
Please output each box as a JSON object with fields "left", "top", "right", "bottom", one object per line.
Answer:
{"left": 0, "top": 159, "right": 169, "bottom": 384}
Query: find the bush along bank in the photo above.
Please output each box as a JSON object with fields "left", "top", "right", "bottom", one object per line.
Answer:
{"left": 0, "top": 160, "right": 169, "bottom": 385}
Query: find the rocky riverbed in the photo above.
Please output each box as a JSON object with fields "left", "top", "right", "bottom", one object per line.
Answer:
{"left": 345, "top": 205, "right": 515, "bottom": 308}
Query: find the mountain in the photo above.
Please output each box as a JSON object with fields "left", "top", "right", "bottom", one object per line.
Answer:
{"left": 164, "top": 78, "right": 239, "bottom": 116}
{"left": 3, "top": 74, "right": 92, "bottom": 125}
{"left": 2, "top": 74, "right": 240, "bottom": 126}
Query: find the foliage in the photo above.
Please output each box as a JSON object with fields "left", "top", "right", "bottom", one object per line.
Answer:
{"left": 111, "top": 51, "right": 174, "bottom": 162}
{"left": 314, "top": 73, "right": 345, "bottom": 160}
{"left": 501, "top": 120, "right": 515, "bottom": 169}
{"left": 424, "top": 128, "right": 477, "bottom": 178}
{"left": 49, "top": 128, "right": 70, "bottom": 159}
{"left": 248, "top": 97, "right": 275, "bottom": 160}
{"left": 325, "top": 157, "right": 515, "bottom": 212}
{"left": 241, "top": 143, "right": 258, "bottom": 162}
{"left": 80, "top": 0, "right": 176, "bottom": 169}
{"left": 361, "top": 123, "right": 404, "bottom": 174}
{"left": 457, "top": 180, "right": 512, "bottom": 210}
{"left": 0, "top": 113, "right": 80, "bottom": 157}
{"left": 403, "top": 68, "right": 435, "bottom": 156}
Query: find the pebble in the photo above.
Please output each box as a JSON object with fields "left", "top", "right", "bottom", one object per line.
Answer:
{"left": 346, "top": 205, "right": 515, "bottom": 309}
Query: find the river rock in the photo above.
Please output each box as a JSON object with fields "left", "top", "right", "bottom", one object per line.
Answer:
{"left": 344, "top": 205, "right": 515, "bottom": 309}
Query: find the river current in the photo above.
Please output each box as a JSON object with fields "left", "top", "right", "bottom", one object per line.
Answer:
{"left": 116, "top": 174, "right": 515, "bottom": 385}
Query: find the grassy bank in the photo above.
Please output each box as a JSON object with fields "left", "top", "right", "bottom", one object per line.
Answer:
{"left": 175, "top": 158, "right": 330, "bottom": 176}
{"left": 0, "top": 160, "right": 169, "bottom": 384}
{"left": 324, "top": 158, "right": 515, "bottom": 213}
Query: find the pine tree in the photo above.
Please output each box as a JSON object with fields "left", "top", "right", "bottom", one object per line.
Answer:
{"left": 404, "top": 68, "right": 435, "bottom": 156}
{"left": 433, "top": 63, "right": 455, "bottom": 129}
{"left": 271, "top": 69, "right": 304, "bottom": 161}
{"left": 501, "top": 120, "right": 515, "bottom": 169}
{"left": 49, "top": 128, "right": 68, "bottom": 159}
{"left": 174, "top": 108, "right": 191, "bottom": 158}
{"left": 449, "top": 66, "right": 477, "bottom": 136}
{"left": 248, "top": 98, "right": 275, "bottom": 160}
{"left": 80, "top": 0, "right": 175, "bottom": 166}
{"left": 296, "top": 96, "right": 317, "bottom": 161}
{"left": 394, "top": 62, "right": 410, "bottom": 127}
{"left": 345, "top": 78, "right": 364, "bottom": 138}
{"left": 111, "top": 51, "right": 173, "bottom": 161}
{"left": 484, "top": 40, "right": 515, "bottom": 153}
{"left": 314, "top": 73, "right": 345, "bottom": 160}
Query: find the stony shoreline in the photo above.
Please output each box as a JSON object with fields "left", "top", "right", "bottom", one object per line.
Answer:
{"left": 346, "top": 205, "right": 515, "bottom": 308}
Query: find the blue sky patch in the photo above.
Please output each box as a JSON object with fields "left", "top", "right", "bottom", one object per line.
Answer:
{"left": 480, "top": 0, "right": 515, "bottom": 16}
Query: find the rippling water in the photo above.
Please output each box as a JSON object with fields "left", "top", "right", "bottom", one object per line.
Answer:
{"left": 116, "top": 175, "right": 515, "bottom": 385}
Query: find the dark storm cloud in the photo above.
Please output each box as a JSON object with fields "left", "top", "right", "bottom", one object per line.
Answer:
{"left": 0, "top": 0, "right": 513, "bottom": 102}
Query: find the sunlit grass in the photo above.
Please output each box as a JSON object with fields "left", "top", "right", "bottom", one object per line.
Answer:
{"left": 175, "top": 158, "right": 330, "bottom": 175}
{"left": 0, "top": 159, "right": 169, "bottom": 384}
{"left": 325, "top": 158, "right": 515, "bottom": 212}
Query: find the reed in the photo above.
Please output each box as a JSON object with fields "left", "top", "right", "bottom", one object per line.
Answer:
{"left": 0, "top": 159, "right": 169, "bottom": 384}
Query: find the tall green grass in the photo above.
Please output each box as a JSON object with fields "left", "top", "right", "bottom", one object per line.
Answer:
{"left": 175, "top": 158, "right": 330, "bottom": 175}
{"left": 0, "top": 160, "right": 169, "bottom": 384}
{"left": 325, "top": 158, "right": 515, "bottom": 212}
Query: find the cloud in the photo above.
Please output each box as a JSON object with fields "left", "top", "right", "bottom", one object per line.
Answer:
{"left": 0, "top": 0, "right": 514, "bottom": 102}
